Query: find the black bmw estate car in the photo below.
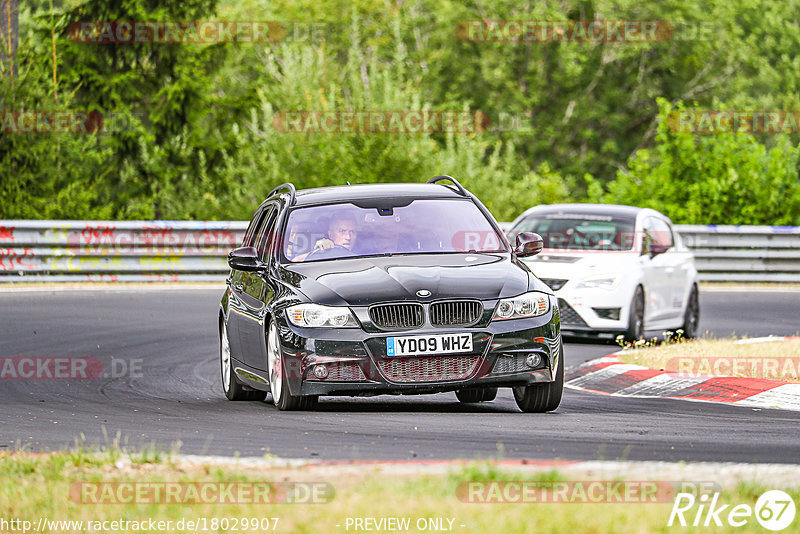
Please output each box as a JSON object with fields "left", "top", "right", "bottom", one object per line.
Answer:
{"left": 219, "top": 176, "right": 563, "bottom": 412}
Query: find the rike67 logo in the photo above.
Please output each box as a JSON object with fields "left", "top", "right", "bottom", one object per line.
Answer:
{"left": 669, "top": 490, "right": 796, "bottom": 531}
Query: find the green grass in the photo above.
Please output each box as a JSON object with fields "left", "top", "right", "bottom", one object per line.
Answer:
{"left": 1, "top": 452, "right": 799, "bottom": 533}
{"left": 617, "top": 336, "right": 800, "bottom": 382}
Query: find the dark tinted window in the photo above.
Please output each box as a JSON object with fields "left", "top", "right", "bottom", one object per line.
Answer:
{"left": 255, "top": 206, "right": 277, "bottom": 260}
{"left": 283, "top": 199, "right": 507, "bottom": 262}
{"left": 243, "top": 208, "right": 268, "bottom": 247}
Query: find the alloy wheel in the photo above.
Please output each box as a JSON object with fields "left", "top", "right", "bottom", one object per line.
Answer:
{"left": 267, "top": 322, "right": 283, "bottom": 404}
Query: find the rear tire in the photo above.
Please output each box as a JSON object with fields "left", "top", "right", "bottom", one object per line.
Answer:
{"left": 455, "top": 388, "right": 498, "bottom": 403}
{"left": 624, "top": 286, "right": 645, "bottom": 342}
{"left": 267, "top": 320, "right": 318, "bottom": 411}
{"left": 681, "top": 285, "right": 700, "bottom": 339}
{"left": 513, "top": 348, "right": 564, "bottom": 413}
{"left": 220, "top": 321, "right": 266, "bottom": 401}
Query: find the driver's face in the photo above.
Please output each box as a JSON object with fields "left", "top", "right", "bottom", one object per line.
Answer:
{"left": 329, "top": 220, "right": 357, "bottom": 249}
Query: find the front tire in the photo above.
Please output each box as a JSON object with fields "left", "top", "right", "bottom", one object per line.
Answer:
{"left": 220, "top": 321, "right": 266, "bottom": 401}
{"left": 513, "top": 348, "right": 564, "bottom": 413}
{"left": 681, "top": 285, "right": 700, "bottom": 339}
{"left": 624, "top": 286, "right": 645, "bottom": 342}
{"left": 455, "top": 388, "right": 498, "bottom": 403}
{"left": 267, "top": 320, "right": 318, "bottom": 411}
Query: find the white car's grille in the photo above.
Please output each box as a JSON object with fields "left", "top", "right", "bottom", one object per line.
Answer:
{"left": 558, "top": 299, "right": 588, "bottom": 327}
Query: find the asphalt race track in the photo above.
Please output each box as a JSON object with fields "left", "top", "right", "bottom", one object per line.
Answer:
{"left": 1, "top": 287, "right": 798, "bottom": 463}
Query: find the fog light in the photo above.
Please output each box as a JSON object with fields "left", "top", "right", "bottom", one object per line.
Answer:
{"left": 593, "top": 307, "right": 621, "bottom": 320}
{"left": 525, "top": 353, "right": 542, "bottom": 368}
{"left": 313, "top": 365, "right": 329, "bottom": 379}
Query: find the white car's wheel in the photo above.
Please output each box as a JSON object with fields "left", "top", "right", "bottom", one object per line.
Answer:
{"left": 624, "top": 286, "right": 645, "bottom": 342}
{"left": 681, "top": 285, "right": 700, "bottom": 339}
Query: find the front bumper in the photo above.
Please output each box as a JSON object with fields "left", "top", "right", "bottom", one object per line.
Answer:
{"left": 553, "top": 285, "right": 634, "bottom": 337}
{"left": 274, "top": 306, "right": 561, "bottom": 397}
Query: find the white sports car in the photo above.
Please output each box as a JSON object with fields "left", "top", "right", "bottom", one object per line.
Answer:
{"left": 507, "top": 204, "right": 699, "bottom": 341}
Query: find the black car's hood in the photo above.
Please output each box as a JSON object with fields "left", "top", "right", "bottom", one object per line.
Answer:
{"left": 280, "top": 253, "right": 537, "bottom": 306}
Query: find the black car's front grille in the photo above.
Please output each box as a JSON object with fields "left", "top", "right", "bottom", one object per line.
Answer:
{"left": 540, "top": 278, "right": 568, "bottom": 291}
{"left": 430, "top": 300, "right": 482, "bottom": 326}
{"left": 378, "top": 356, "right": 479, "bottom": 383}
{"left": 369, "top": 303, "right": 424, "bottom": 329}
{"left": 557, "top": 299, "right": 588, "bottom": 327}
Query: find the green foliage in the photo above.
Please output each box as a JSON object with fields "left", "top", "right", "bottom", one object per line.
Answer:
{"left": 593, "top": 99, "right": 800, "bottom": 224}
{"left": 2, "top": 0, "right": 800, "bottom": 224}
{"left": 0, "top": 4, "right": 113, "bottom": 219}
{"left": 214, "top": 38, "right": 574, "bottom": 221}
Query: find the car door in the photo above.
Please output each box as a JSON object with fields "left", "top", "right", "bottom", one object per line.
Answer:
{"left": 236, "top": 203, "right": 279, "bottom": 371}
{"left": 227, "top": 207, "right": 268, "bottom": 365}
{"left": 663, "top": 220, "right": 695, "bottom": 321}
{"left": 659, "top": 220, "right": 689, "bottom": 320}
{"left": 638, "top": 216, "right": 673, "bottom": 325}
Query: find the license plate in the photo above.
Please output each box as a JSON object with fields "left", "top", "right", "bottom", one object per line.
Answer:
{"left": 386, "top": 333, "right": 473, "bottom": 357}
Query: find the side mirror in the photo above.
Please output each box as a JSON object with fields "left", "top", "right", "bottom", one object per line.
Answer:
{"left": 514, "top": 232, "right": 543, "bottom": 257}
{"left": 646, "top": 242, "right": 670, "bottom": 257}
{"left": 228, "top": 246, "right": 266, "bottom": 272}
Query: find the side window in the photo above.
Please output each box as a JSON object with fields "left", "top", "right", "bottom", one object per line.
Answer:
{"left": 256, "top": 206, "right": 280, "bottom": 261}
{"left": 243, "top": 208, "right": 267, "bottom": 247}
{"left": 643, "top": 217, "right": 673, "bottom": 249}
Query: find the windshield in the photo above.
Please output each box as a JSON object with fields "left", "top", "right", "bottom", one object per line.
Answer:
{"left": 283, "top": 199, "right": 508, "bottom": 262}
{"left": 511, "top": 212, "right": 636, "bottom": 251}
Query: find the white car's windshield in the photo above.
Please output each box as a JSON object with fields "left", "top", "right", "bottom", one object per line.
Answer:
{"left": 283, "top": 199, "right": 508, "bottom": 262}
{"left": 512, "top": 213, "right": 636, "bottom": 251}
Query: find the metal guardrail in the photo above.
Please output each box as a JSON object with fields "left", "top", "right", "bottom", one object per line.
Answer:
{"left": 1, "top": 220, "right": 798, "bottom": 283}
{"left": 676, "top": 225, "right": 800, "bottom": 282}
{"left": 0, "top": 220, "right": 246, "bottom": 282}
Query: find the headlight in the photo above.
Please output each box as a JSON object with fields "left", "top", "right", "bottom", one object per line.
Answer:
{"left": 575, "top": 274, "right": 621, "bottom": 290}
{"left": 286, "top": 304, "right": 358, "bottom": 328}
{"left": 493, "top": 292, "right": 550, "bottom": 321}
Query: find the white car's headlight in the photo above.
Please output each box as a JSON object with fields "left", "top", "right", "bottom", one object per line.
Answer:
{"left": 286, "top": 304, "right": 358, "bottom": 328}
{"left": 575, "top": 274, "right": 621, "bottom": 290}
{"left": 493, "top": 292, "right": 551, "bottom": 321}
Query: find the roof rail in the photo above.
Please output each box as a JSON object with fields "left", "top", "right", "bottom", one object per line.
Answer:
{"left": 427, "top": 175, "right": 468, "bottom": 197}
{"left": 266, "top": 183, "right": 297, "bottom": 205}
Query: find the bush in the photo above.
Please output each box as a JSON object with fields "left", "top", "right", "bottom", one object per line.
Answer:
{"left": 590, "top": 98, "right": 800, "bottom": 225}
